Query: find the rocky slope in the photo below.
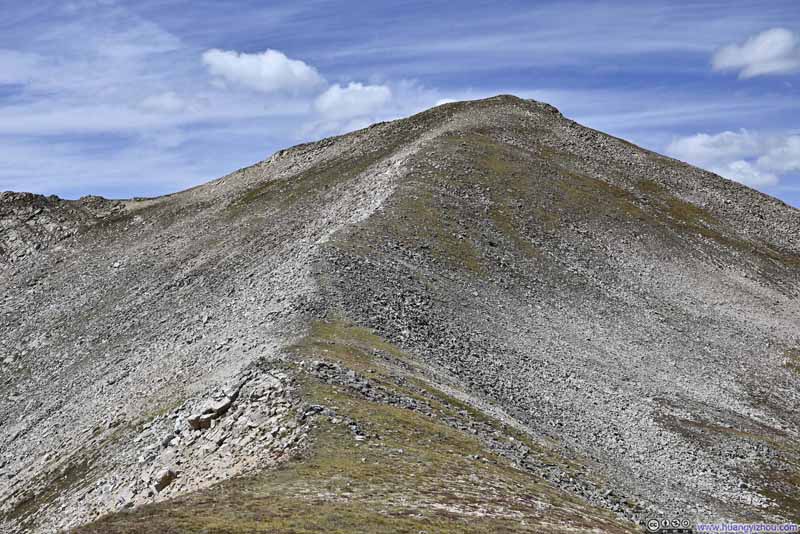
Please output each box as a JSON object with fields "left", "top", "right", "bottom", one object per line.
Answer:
{"left": 1, "top": 95, "right": 798, "bottom": 533}
{"left": 0, "top": 192, "right": 125, "bottom": 263}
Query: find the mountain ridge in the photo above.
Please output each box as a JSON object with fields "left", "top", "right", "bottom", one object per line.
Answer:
{"left": 4, "top": 95, "right": 797, "bottom": 268}
{"left": 1, "top": 95, "right": 798, "bottom": 533}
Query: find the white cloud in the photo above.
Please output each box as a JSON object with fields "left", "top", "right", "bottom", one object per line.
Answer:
{"left": 757, "top": 136, "right": 800, "bottom": 173}
{"left": 667, "top": 130, "right": 762, "bottom": 164}
{"left": 712, "top": 28, "right": 800, "bottom": 78}
{"left": 667, "top": 130, "right": 800, "bottom": 188}
{"left": 300, "top": 79, "right": 442, "bottom": 138}
{"left": 314, "top": 82, "right": 392, "bottom": 120}
{"left": 714, "top": 160, "right": 777, "bottom": 188}
{"left": 202, "top": 48, "right": 324, "bottom": 94}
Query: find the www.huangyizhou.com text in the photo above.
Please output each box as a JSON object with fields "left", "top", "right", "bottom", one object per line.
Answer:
{"left": 695, "top": 523, "right": 799, "bottom": 533}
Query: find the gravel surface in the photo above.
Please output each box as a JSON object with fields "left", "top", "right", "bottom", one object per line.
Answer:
{"left": 1, "top": 95, "right": 798, "bottom": 533}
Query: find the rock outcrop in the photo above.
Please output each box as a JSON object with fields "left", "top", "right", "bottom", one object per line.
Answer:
{"left": 0, "top": 192, "right": 125, "bottom": 264}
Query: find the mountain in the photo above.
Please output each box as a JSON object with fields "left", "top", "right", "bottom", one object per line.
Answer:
{"left": 1, "top": 95, "right": 798, "bottom": 534}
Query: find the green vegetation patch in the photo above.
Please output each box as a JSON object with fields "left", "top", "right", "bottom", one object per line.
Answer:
{"left": 760, "top": 456, "right": 800, "bottom": 523}
{"left": 75, "top": 321, "right": 636, "bottom": 534}
{"left": 230, "top": 143, "right": 399, "bottom": 216}
{"left": 294, "top": 321, "right": 590, "bottom": 475}
{"left": 636, "top": 180, "right": 719, "bottom": 237}
{"left": 637, "top": 179, "right": 800, "bottom": 271}
{"left": 9, "top": 457, "right": 94, "bottom": 529}
{"left": 658, "top": 413, "right": 800, "bottom": 522}
{"left": 360, "top": 132, "right": 553, "bottom": 275}
{"left": 785, "top": 348, "right": 800, "bottom": 375}
{"left": 391, "top": 184, "right": 487, "bottom": 273}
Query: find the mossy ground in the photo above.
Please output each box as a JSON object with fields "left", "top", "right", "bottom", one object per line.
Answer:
{"left": 233, "top": 149, "right": 389, "bottom": 209}
{"left": 74, "top": 322, "right": 636, "bottom": 534}
{"left": 760, "top": 454, "right": 800, "bottom": 524}
{"left": 785, "top": 348, "right": 800, "bottom": 375}
{"left": 343, "top": 129, "right": 797, "bottom": 286}
{"left": 659, "top": 413, "right": 800, "bottom": 522}
{"left": 8, "top": 456, "right": 94, "bottom": 531}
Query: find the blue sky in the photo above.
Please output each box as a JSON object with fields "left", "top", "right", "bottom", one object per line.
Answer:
{"left": 1, "top": 0, "right": 799, "bottom": 207}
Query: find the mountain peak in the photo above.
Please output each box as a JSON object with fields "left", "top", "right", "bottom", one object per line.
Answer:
{"left": 2, "top": 97, "right": 799, "bottom": 533}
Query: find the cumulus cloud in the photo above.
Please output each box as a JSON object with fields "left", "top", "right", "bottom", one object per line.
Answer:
{"left": 717, "top": 160, "right": 778, "bottom": 188}
{"left": 300, "top": 79, "right": 443, "bottom": 138}
{"left": 202, "top": 48, "right": 324, "bottom": 93}
{"left": 712, "top": 28, "right": 800, "bottom": 78}
{"left": 314, "top": 82, "right": 392, "bottom": 120}
{"left": 667, "top": 130, "right": 800, "bottom": 188}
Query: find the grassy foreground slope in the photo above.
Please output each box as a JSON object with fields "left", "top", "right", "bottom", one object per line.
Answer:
{"left": 75, "top": 322, "right": 636, "bottom": 534}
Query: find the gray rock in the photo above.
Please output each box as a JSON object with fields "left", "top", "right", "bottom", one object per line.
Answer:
{"left": 153, "top": 468, "right": 177, "bottom": 492}
{"left": 207, "top": 397, "right": 233, "bottom": 416}
{"left": 187, "top": 413, "right": 213, "bottom": 430}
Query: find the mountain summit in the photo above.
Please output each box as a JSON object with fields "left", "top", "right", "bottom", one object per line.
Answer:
{"left": 2, "top": 95, "right": 799, "bottom": 533}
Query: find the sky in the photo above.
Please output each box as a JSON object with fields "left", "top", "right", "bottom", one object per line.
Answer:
{"left": 1, "top": 0, "right": 799, "bottom": 207}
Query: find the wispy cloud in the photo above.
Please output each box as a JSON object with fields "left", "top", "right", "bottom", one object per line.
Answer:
{"left": 0, "top": 49, "right": 43, "bottom": 84}
{"left": 140, "top": 92, "right": 190, "bottom": 114}
{"left": 712, "top": 28, "right": 800, "bottom": 78}
{"left": 309, "top": 2, "right": 793, "bottom": 77}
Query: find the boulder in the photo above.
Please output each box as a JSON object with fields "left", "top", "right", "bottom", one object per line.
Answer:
{"left": 153, "top": 468, "right": 177, "bottom": 491}
{"left": 187, "top": 413, "right": 213, "bottom": 430}
{"left": 207, "top": 396, "right": 233, "bottom": 416}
